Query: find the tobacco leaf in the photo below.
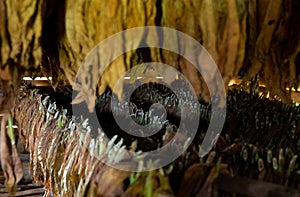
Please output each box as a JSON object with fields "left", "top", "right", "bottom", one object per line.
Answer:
{"left": 177, "top": 163, "right": 228, "bottom": 197}
{"left": 93, "top": 165, "right": 130, "bottom": 197}
{"left": 123, "top": 170, "right": 174, "bottom": 197}
{"left": 0, "top": 114, "right": 23, "bottom": 194}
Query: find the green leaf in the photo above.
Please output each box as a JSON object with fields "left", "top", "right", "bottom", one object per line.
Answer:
{"left": 144, "top": 171, "right": 153, "bottom": 197}
{"left": 7, "top": 115, "right": 15, "bottom": 145}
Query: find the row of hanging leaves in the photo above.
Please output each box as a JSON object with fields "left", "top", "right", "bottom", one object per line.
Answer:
{"left": 10, "top": 81, "right": 300, "bottom": 196}
{"left": 13, "top": 84, "right": 132, "bottom": 196}
{"left": 13, "top": 83, "right": 189, "bottom": 197}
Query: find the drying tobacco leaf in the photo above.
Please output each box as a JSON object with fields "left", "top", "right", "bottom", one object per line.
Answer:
{"left": 177, "top": 162, "right": 228, "bottom": 197}
{"left": 12, "top": 82, "right": 300, "bottom": 196}
{"left": 7, "top": 114, "right": 23, "bottom": 186}
{"left": 152, "top": 171, "right": 175, "bottom": 197}
{"left": 91, "top": 164, "right": 130, "bottom": 197}
{"left": 0, "top": 114, "right": 23, "bottom": 194}
{"left": 123, "top": 170, "right": 174, "bottom": 197}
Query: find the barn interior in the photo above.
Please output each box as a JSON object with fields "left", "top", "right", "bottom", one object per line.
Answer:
{"left": 0, "top": 1, "right": 300, "bottom": 196}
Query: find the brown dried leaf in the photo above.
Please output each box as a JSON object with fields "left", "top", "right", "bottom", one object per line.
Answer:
{"left": 0, "top": 114, "right": 23, "bottom": 194}
{"left": 178, "top": 163, "right": 228, "bottom": 197}
{"left": 153, "top": 173, "right": 174, "bottom": 197}
{"left": 10, "top": 144, "right": 23, "bottom": 185}
{"left": 93, "top": 165, "right": 130, "bottom": 196}
{"left": 71, "top": 90, "right": 96, "bottom": 112}
{"left": 0, "top": 115, "right": 16, "bottom": 193}
{"left": 124, "top": 170, "right": 174, "bottom": 197}
{"left": 177, "top": 164, "right": 211, "bottom": 197}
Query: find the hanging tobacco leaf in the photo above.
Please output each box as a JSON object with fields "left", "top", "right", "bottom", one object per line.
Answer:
{"left": 0, "top": 114, "right": 23, "bottom": 194}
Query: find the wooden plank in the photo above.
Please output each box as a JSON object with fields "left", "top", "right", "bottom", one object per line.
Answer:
{"left": 0, "top": 188, "right": 44, "bottom": 197}
{"left": 214, "top": 174, "right": 300, "bottom": 197}
{"left": 14, "top": 188, "right": 45, "bottom": 196}
{"left": 0, "top": 184, "right": 44, "bottom": 196}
